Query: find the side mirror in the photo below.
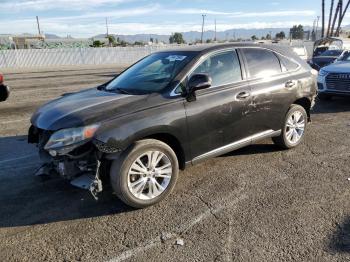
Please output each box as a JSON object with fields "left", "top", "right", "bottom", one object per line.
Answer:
{"left": 188, "top": 73, "right": 212, "bottom": 93}
{"left": 0, "top": 85, "right": 10, "bottom": 102}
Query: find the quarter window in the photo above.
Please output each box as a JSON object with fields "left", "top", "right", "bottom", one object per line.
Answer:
{"left": 191, "top": 50, "right": 242, "bottom": 87}
{"left": 279, "top": 55, "right": 299, "bottom": 71}
{"left": 242, "top": 48, "right": 282, "bottom": 78}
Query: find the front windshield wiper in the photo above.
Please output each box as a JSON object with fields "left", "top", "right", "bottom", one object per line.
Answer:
{"left": 114, "top": 87, "right": 133, "bottom": 95}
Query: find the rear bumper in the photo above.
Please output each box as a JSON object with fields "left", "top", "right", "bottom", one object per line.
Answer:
{"left": 0, "top": 84, "right": 10, "bottom": 102}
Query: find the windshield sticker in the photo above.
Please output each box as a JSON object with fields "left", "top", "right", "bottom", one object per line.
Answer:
{"left": 166, "top": 55, "right": 187, "bottom": 61}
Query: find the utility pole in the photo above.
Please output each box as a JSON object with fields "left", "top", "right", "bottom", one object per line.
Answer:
{"left": 201, "top": 14, "right": 206, "bottom": 44}
{"left": 327, "top": 0, "right": 335, "bottom": 37}
{"left": 214, "top": 19, "right": 217, "bottom": 42}
{"left": 105, "top": 17, "right": 109, "bottom": 37}
{"left": 322, "top": 0, "right": 325, "bottom": 38}
{"left": 36, "top": 16, "right": 41, "bottom": 36}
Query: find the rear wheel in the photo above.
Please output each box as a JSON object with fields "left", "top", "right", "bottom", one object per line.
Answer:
{"left": 110, "top": 139, "right": 179, "bottom": 208}
{"left": 273, "top": 104, "right": 307, "bottom": 149}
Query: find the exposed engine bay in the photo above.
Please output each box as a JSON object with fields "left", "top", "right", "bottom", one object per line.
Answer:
{"left": 28, "top": 125, "right": 119, "bottom": 200}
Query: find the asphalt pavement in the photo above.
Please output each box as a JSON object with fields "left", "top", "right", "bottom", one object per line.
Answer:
{"left": 0, "top": 65, "right": 349, "bottom": 262}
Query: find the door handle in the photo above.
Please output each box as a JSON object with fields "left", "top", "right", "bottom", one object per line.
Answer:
{"left": 236, "top": 91, "right": 250, "bottom": 100}
{"left": 285, "top": 80, "right": 296, "bottom": 88}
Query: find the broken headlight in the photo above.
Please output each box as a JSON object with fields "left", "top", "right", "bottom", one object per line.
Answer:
{"left": 44, "top": 124, "right": 100, "bottom": 150}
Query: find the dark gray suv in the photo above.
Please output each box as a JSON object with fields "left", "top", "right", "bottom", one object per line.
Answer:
{"left": 29, "top": 44, "right": 317, "bottom": 208}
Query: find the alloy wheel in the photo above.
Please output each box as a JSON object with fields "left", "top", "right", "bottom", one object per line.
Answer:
{"left": 127, "top": 151, "right": 173, "bottom": 200}
{"left": 285, "top": 110, "right": 305, "bottom": 144}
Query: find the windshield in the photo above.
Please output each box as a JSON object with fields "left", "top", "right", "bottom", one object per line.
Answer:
{"left": 105, "top": 51, "right": 196, "bottom": 94}
{"left": 320, "top": 49, "right": 343, "bottom": 57}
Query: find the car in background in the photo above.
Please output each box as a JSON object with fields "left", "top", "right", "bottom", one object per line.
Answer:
{"left": 308, "top": 49, "right": 343, "bottom": 71}
{"left": 292, "top": 46, "right": 308, "bottom": 61}
{"left": 317, "top": 50, "right": 350, "bottom": 100}
{"left": 0, "top": 73, "right": 10, "bottom": 102}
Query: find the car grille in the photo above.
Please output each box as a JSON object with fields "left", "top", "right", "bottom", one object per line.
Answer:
{"left": 325, "top": 73, "right": 350, "bottom": 92}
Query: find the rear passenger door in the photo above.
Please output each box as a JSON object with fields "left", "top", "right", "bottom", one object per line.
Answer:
{"left": 240, "top": 48, "right": 296, "bottom": 135}
{"left": 184, "top": 49, "right": 252, "bottom": 161}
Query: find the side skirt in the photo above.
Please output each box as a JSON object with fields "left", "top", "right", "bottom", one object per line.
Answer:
{"left": 191, "top": 129, "right": 281, "bottom": 165}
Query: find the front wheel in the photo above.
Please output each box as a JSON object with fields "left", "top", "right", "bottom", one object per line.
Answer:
{"left": 272, "top": 104, "right": 307, "bottom": 149}
{"left": 110, "top": 139, "right": 179, "bottom": 208}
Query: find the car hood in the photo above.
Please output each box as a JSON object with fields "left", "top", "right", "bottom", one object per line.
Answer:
{"left": 322, "top": 61, "right": 350, "bottom": 73}
{"left": 31, "top": 88, "right": 150, "bottom": 131}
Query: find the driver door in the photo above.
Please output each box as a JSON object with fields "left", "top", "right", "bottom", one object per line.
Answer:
{"left": 184, "top": 49, "right": 252, "bottom": 162}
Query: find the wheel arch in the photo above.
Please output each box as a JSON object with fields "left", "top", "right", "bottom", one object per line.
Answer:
{"left": 292, "top": 97, "right": 312, "bottom": 121}
{"left": 142, "top": 133, "right": 186, "bottom": 170}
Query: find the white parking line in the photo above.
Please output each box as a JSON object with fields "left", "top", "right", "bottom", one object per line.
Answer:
{"left": 108, "top": 192, "right": 248, "bottom": 262}
{"left": 0, "top": 118, "right": 30, "bottom": 125}
{"left": 0, "top": 154, "right": 37, "bottom": 164}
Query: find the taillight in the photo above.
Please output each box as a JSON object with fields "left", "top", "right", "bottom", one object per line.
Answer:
{"left": 0, "top": 74, "right": 3, "bottom": 84}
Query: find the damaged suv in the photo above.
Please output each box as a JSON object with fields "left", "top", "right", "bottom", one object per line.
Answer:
{"left": 29, "top": 44, "right": 317, "bottom": 208}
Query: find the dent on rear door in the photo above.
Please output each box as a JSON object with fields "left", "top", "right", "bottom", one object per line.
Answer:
{"left": 248, "top": 73, "right": 293, "bottom": 134}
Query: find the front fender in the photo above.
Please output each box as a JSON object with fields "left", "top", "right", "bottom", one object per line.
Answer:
{"left": 94, "top": 100, "right": 190, "bottom": 159}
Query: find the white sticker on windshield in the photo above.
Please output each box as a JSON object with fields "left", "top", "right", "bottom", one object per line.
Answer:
{"left": 166, "top": 55, "right": 187, "bottom": 61}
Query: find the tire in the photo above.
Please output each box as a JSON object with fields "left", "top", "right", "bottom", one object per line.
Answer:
{"left": 272, "top": 104, "right": 307, "bottom": 149}
{"left": 318, "top": 93, "right": 332, "bottom": 101}
{"left": 110, "top": 139, "right": 179, "bottom": 208}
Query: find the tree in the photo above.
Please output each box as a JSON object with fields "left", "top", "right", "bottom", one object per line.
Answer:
{"left": 90, "top": 40, "right": 104, "bottom": 48}
{"left": 275, "top": 31, "right": 286, "bottom": 39}
{"left": 106, "top": 35, "right": 116, "bottom": 46}
{"left": 266, "top": 33, "right": 272, "bottom": 40}
{"left": 134, "top": 41, "right": 145, "bottom": 46}
{"left": 169, "top": 33, "right": 185, "bottom": 44}
{"left": 251, "top": 35, "right": 258, "bottom": 41}
{"left": 290, "top": 25, "right": 304, "bottom": 40}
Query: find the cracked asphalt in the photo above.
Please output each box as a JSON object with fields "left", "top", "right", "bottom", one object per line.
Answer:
{"left": 0, "top": 65, "right": 349, "bottom": 262}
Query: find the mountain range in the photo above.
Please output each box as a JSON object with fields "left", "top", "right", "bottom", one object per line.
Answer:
{"left": 43, "top": 27, "right": 314, "bottom": 43}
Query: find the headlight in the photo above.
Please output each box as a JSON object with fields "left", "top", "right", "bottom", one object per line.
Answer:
{"left": 44, "top": 124, "right": 100, "bottom": 150}
{"left": 318, "top": 69, "right": 328, "bottom": 77}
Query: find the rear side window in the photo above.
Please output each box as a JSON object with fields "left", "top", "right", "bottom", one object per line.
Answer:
{"left": 191, "top": 50, "right": 242, "bottom": 87}
{"left": 241, "top": 48, "right": 282, "bottom": 78}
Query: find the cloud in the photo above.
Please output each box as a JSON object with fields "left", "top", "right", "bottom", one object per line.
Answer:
{"left": 0, "top": 0, "right": 131, "bottom": 11}
{"left": 0, "top": 19, "right": 314, "bottom": 37}
{"left": 172, "top": 9, "right": 316, "bottom": 18}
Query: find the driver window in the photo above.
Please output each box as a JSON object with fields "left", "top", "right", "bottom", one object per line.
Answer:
{"left": 191, "top": 50, "right": 242, "bottom": 87}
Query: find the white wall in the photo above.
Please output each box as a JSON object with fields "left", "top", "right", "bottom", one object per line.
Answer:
{"left": 0, "top": 46, "right": 172, "bottom": 69}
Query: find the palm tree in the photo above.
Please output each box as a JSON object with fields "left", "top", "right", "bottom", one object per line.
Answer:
{"left": 331, "top": 1, "right": 341, "bottom": 36}
{"left": 336, "top": 0, "right": 350, "bottom": 36}
{"left": 322, "top": 0, "right": 325, "bottom": 37}
{"left": 327, "top": 0, "right": 335, "bottom": 37}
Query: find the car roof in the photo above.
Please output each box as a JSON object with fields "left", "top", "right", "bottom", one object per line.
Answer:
{"left": 157, "top": 43, "right": 297, "bottom": 57}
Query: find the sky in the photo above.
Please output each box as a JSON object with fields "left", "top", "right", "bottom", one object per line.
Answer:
{"left": 0, "top": 0, "right": 346, "bottom": 37}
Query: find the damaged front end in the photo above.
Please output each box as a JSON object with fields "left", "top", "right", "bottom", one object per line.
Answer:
{"left": 28, "top": 124, "right": 119, "bottom": 199}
